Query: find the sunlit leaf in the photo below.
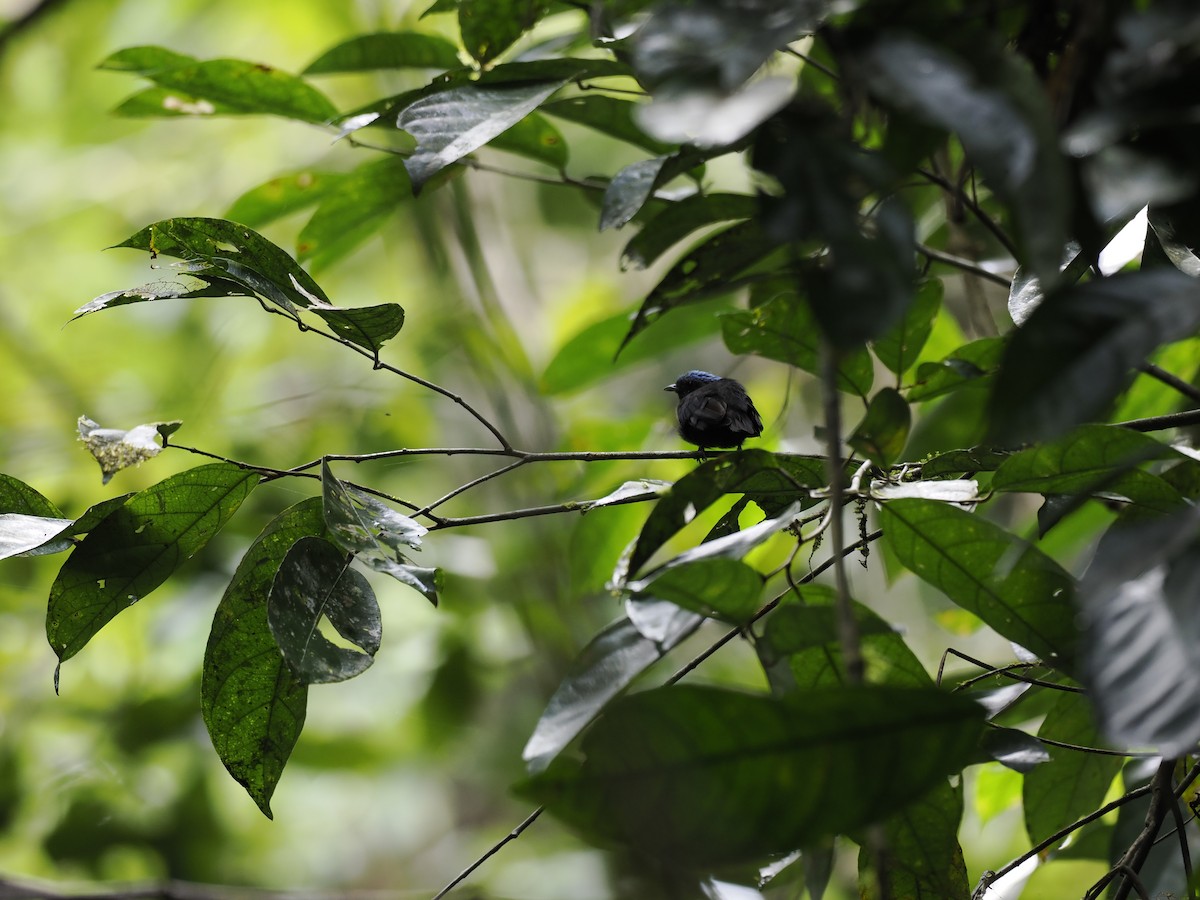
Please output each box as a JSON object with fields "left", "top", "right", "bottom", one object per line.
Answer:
{"left": 268, "top": 537, "right": 380, "bottom": 684}
{"left": 202, "top": 498, "right": 323, "bottom": 818}
{"left": 0, "top": 473, "right": 64, "bottom": 519}
{"left": 520, "top": 684, "right": 984, "bottom": 866}
{"left": 47, "top": 464, "right": 257, "bottom": 668}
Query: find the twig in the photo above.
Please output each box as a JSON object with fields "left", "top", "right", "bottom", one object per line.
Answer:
{"left": 430, "top": 807, "right": 545, "bottom": 900}
{"left": 938, "top": 648, "right": 1084, "bottom": 693}
{"left": 1139, "top": 363, "right": 1200, "bottom": 405}
{"left": 917, "top": 243, "right": 1013, "bottom": 288}
{"left": 916, "top": 167, "right": 1019, "bottom": 257}
{"left": 1108, "top": 759, "right": 1176, "bottom": 900}
{"left": 1119, "top": 408, "right": 1200, "bottom": 433}
{"left": 413, "top": 457, "right": 530, "bottom": 517}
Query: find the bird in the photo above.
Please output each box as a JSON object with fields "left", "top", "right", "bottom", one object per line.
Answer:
{"left": 665, "top": 370, "right": 763, "bottom": 451}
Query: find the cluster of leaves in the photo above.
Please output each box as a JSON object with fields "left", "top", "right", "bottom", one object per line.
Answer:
{"left": 7, "top": 0, "right": 1200, "bottom": 897}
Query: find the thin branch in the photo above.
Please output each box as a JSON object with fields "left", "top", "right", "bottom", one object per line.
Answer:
{"left": 1138, "top": 362, "right": 1200, "bottom": 405}
{"left": 939, "top": 648, "right": 1084, "bottom": 693}
{"left": 916, "top": 167, "right": 1019, "bottom": 257}
{"left": 413, "top": 457, "right": 530, "bottom": 517}
{"left": 430, "top": 807, "right": 546, "bottom": 900}
{"left": 917, "top": 243, "right": 1013, "bottom": 288}
{"left": 1118, "top": 408, "right": 1200, "bottom": 433}
{"left": 1164, "top": 779, "right": 1196, "bottom": 900}
{"left": 1109, "top": 759, "right": 1176, "bottom": 900}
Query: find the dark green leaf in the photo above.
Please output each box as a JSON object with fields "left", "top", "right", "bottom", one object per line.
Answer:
{"left": 872, "top": 278, "right": 943, "bottom": 376}
{"left": 623, "top": 220, "right": 780, "bottom": 352}
{"left": 989, "top": 269, "right": 1200, "bottom": 444}
{"left": 600, "top": 157, "right": 667, "bottom": 231}
{"left": 620, "top": 192, "right": 756, "bottom": 270}
{"left": 322, "top": 462, "right": 440, "bottom": 604}
{"left": 629, "top": 558, "right": 762, "bottom": 623}
{"left": 400, "top": 78, "right": 568, "bottom": 193}
{"left": 46, "top": 463, "right": 257, "bottom": 666}
{"left": 880, "top": 499, "right": 1077, "bottom": 668}
{"left": 629, "top": 450, "right": 825, "bottom": 575}
{"left": 112, "top": 86, "right": 243, "bottom": 118}
{"left": 847, "top": 388, "right": 911, "bottom": 468}
{"left": 458, "top": 0, "right": 547, "bottom": 64}
{"left": 297, "top": 158, "right": 412, "bottom": 269}
{"left": 907, "top": 337, "right": 1004, "bottom": 402}
{"left": 522, "top": 612, "right": 702, "bottom": 773}
{"left": 859, "top": 781, "right": 968, "bottom": 900}
{"left": 519, "top": 684, "right": 984, "bottom": 866}
{"left": 267, "top": 537, "right": 380, "bottom": 684}
{"left": 721, "top": 279, "right": 874, "bottom": 397}
{"left": 0, "top": 474, "right": 63, "bottom": 518}
{"left": 1078, "top": 509, "right": 1200, "bottom": 755}
{"left": 1023, "top": 693, "right": 1121, "bottom": 843}
{"left": 992, "top": 425, "right": 1185, "bottom": 513}
{"left": 311, "top": 304, "right": 406, "bottom": 355}
{"left": 102, "top": 48, "right": 337, "bottom": 123}
{"left": 202, "top": 498, "right": 323, "bottom": 817}
{"left": 980, "top": 727, "right": 1050, "bottom": 773}
{"left": 543, "top": 95, "right": 675, "bottom": 156}
{"left": 540, "top": 297, "right": 735, "bottom": 395}
{"left": 225, "top": 170, "right": 349, "bottom": 229}
{"left": 68, "top": 495, "right": 136, "bottom": 537}
{"left": 919, "top": 447, "right": 1010, "bottom": 478}
{"left": 856, "top": 33, "right": 1067, "bottom": 283}
{"left": 302, "top": 32, "right": 461, "bottom": 74}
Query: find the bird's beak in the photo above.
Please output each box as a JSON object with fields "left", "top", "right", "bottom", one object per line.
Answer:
{"left": 664, "top": 384, "right": 676, "bottom": 393}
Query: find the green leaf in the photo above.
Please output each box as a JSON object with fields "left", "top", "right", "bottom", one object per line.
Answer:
{"left": 0, "top": 474, "right": 63, "bottom": 518}
{"left": 620, "top": 192, "right": 756, "bottom": 270}
{"left": 522, "top": 611, "right": 703, "bottom": 773}
{"left": 112, "top": 87, "right": 244, "bottom": 118}
{"left": 856, "top": 33, "right": 1067, "bottom": 283}
{"left": 400, "top": 78, "right": 568, "bottom": 193}
{"left": 540, "top": 297, "right": 735, "bottom": 395}
{"left": 68, "top": 495, "right": 136, "bottom": 537}
{"left": 847, "top": 388, "right": 911, "bottom": 468}
{"left": 872, "top": 278, "right": 943, "bottom": 376}
{"left": 920, "top": 447, "right": 1010, "bottom": 478}
{"left": 1023, "top": 692, "right": 1122, "bottom": 844}
{"left": 988, "top": 269, "right": 1200, "bottom": 444}
{"left": 102, "top": 48, "right": 338, "bottom": 123}
{"left": 907, "top": 337, "right": 1004, "bottom": 402}
{"left": 296, "top": 158, "right": 412, "bottom": 269}
{"left": 267, "top": 537, "right": 380, "bottom": 684}
{"left": 486, "top": 111, "right": 568, "bottom": 170}
{"left": 225, "top": 170, "right": 349, "bottom": 229}
{"left": 623, "top": 220, "right": 781, "bottom": 352}
{"left": 629, "top": 558, "right": 762, "bottom": 623}
{"left": 322, "top": 462, "right": 440, "bottom": 604}
{"left": 880, "top": 498, "right": 1077, "bottom": 669}
{"left": 721, "top": 280, "right": 874, "bottom": 397}
{"left": 859, "top": 781, "right": 969, "bottom": 900}
{"left": 543, "top": 96, "right": 675, "bottom": 156}
{"left": 202, "top": 497, "right": 323, "bottom": 818}
{"left": 519, "top": 684, "right": 985, "bottom": 866}
{"left": 302, "top": 32, "right": 461, "bottom": 74}
{"left": 312, "top": 305, "right": 407, "bottom": 355}
{"left": 46, "top": 463, "right": 257, "bottom": 667}
{"left": 458, "top": 0, "right": 547, "bottom": 64}
{"left": 629, "top": 450, "right": 826, "bottom": 575}
{"left": 600, "top": 157, "right": 667, "bottom": 231}
{"left": 992, "top": 425, "right": 1185, "bottom": 513}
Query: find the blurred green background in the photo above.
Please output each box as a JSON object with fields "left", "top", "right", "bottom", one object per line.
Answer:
{"left": 0, "top": 1, "right": 1072, "bottom": 897}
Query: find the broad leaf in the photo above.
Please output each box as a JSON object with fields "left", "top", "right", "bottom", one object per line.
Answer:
{"left": 629, "top": 558, "right": 763, "bottom": 624}
{"left": 225, "top": 170, "right": 349, "bottom": 229}
{"left": 859, "top": 781, "right": 969, "bottom": 900}
{"left": 302, "top": 32, "right": 461, "bottom": 74}
{"left": 1078, "top": 509, "right": 1200, "bottom": 756}
{"left": 46, "top": 463, "right": 257, "bottom": 667}
{"left": 1023, "top": 692, "right": 1122, "bottom": 844}
{"left": 872, "top": 278, "right": 943, "bottom": 376}
{"left": 297, "top": 158, "right": 413, "bottom": 269}
{"left": 521, "top": 612, "right": 702, "bottom": 773}
{"left": 487, "top": 111, "right": 567, "bottom": 170}
{"left": 907, "top": 337, "right": 1004, "bottom": 403}
{"left": 202, "top": 498, "right": 323, "bottom": 817}
{"left": 600, "top": 157, "right": 667, "bottom": 232}
{"left": 458, "top": 0, "right": 547, "bottom": 64}
{"left": 520, "top": 684, "right": 984, "bottom": 866}
{"left": 988, "top": 269, "right": 1200, "bottom": 444}
{"left": 267, "top": 537, "right": 381, "bottom": 683}
{"left": 847, "top": 388, "right": 911, "bottom": 468}
{"left": 621, "top": 192, "right": 756, "bottom": 270}
{"left": 0, "top": 514, "right": 74, "bottom": 560}
{"left": 73, "top": 274, "right": 248, "bottom": 320}
{"left": 400, "top": 78, "right": 568, "bottom": 193}
{"left": 543, "top": 95, "right": 675, "bottom": 156}
{"left": 722, "top": 279, "right": 874, "bottom": 397}
{"left": 880, "top": 499, "right": 1077, "bottom": 669}
{"left": 0, "top": 473, "right": 64, "bottom": 518}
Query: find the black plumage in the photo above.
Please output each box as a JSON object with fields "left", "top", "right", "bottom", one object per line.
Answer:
{"left": 665, "top": 370, "right": 763, "bottom": 450}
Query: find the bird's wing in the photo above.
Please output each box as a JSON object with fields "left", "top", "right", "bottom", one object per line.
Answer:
{"left": 685, "top": 394, "right": 729, "bottom": 427}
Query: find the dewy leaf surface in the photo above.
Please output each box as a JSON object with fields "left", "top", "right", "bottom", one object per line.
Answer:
{"left": 520, "top": 684, "right": 984, "bottom": 866}
{"left": 400, "top": 79, "right": 568, "bottom": 193}
{"left": 203, "top": 497, "right": 323, "bottom": 818}
{"left": 880, "top": 499, "right": 1077, "bottom": 669}
{"left": 46, "top": 463, "right": 257, "bottom": 667}
{"left": 267, "top": 536, "right": 380, "bottom": 684}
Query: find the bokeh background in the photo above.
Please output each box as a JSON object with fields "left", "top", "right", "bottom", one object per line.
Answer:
{"left": 0, "top": 1, "right": 1124, "bottom": 897}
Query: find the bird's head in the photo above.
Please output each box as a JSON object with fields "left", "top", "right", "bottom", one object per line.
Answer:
{"left": 665, "top": 370, "right": 721, "bottom": 396}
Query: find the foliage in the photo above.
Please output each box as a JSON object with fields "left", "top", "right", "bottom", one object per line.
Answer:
{"left": 7, "top": 0, "right": 1200, "bottom": 897}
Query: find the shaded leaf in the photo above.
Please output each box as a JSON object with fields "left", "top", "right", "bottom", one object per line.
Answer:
{"left": 847, "top": 388, "right": 911, "bottom": 468}
{"left": 721, "top": 279, "right": 874, "bottom": 397}
{"left": 1007, "top": 241, "right": 1087, "bottom": 326}
{"left": 907, "top": 337, "right": 1004, "bottom": 402}
{"left": 859, "top": 781, "right": 968, "bottom": 900}
{"left": 600, "top": 157, "right": 667, "bottom": 232}
{"left": 46, "top": 464, "right": 257, "bottom": 666}
{"left": 630, "top": 558, "right": 762, "bottom": 624}
{"left": 202, "top": 498, "right": 323, "bottom": 817}
{"left": 459, "top": 0, "right": 547, "bottom": 64}
{"left": 543, "top": 95, "right": 675, "bottom": 155}
{"left": 267, "top": 537, "right": 380, "bottom": 684}
{"left": 520, "top": 684, "right": 984, "bottom": 866}
{"left": 919, "top": 447, "right": 1010, "bottom": 478}
{"left": 988, "top": 269, "right": 1200, "bottom": 444}
{"left": 880, "top": 499, "right": 1077, "bottom": 669}
{"left": 400, "top": 78, "right": 568, "bottom": 193}
{"left": 980, "top": 727, "right": 1050, "bottom": 774}
{"left": 621, "top": 192, "right": 756, "bottom": 270}
{"left": 521, "top": 612, "right": 702, "bottom": 773}
{"left": 303, "top": 32, "right": 461, "bottom": 74}
{"left": 872, "top": 278, "right": 943, "bottom": 376}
